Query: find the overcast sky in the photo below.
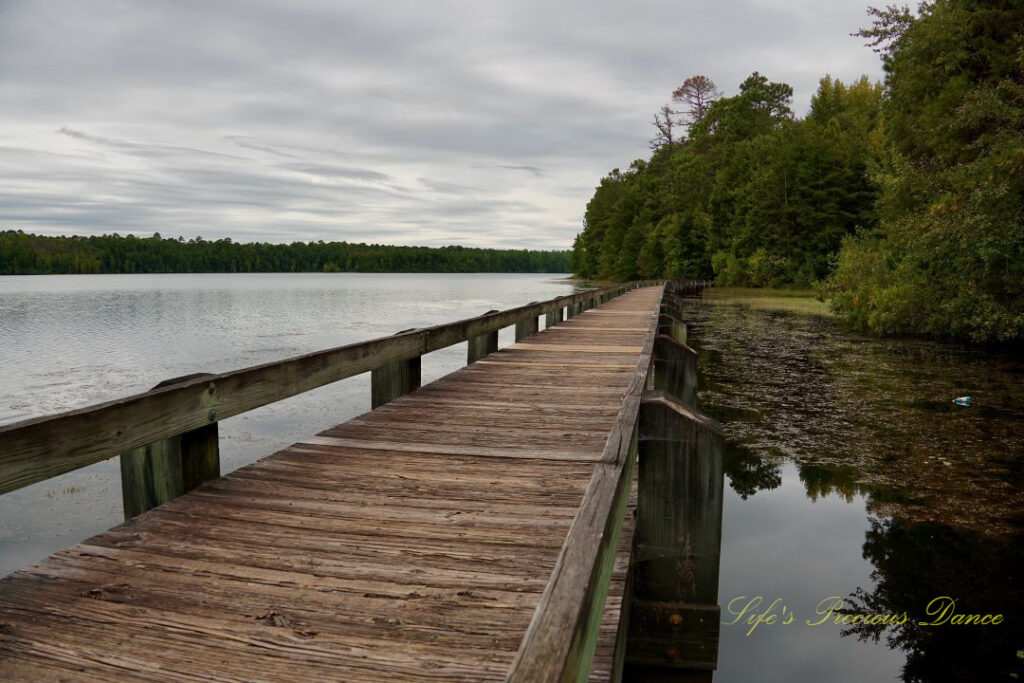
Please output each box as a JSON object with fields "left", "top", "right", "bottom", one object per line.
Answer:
{"left": 0, "top": 0, "right": 883, "bottom": 249}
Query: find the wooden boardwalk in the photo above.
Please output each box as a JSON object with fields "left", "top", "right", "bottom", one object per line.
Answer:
{"left": 0, "top": 287, "right": 664, "bottom": 681}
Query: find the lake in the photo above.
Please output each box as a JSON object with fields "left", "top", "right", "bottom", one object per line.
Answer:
{"left": 0, "top": 273, "right": 582, "bottom": 577}
{"left": 685, "top": 296, "right": 1023, "bottom": 682}
{"left": 1, "top": 276, "right": 1020, "bottom": 681}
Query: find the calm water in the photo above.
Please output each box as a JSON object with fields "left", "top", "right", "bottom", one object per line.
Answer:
{"left": 685, "top": 300, "right": 1024, "bottom": 682}
{"left": 2, "top": 278, "right": 1021, "bottom": 681}
{"left": 0, "top": 273, "right": 581, "bottom": 576}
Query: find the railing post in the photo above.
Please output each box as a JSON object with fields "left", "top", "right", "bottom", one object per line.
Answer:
{"left": 120, "top": 374, "right": 220, "bottom": 520}
{"left": 653, "top": 335, "right": 698, "bottom": 406}
{"left": 468, "top": 311, "right": 499, "bottom": 364}
{"left": 371, "top": 329, "right": 422, "bottom": 408}
{"left": 626, "top": 391, "right": 724, "bottom": 676}
{"left": 515, "top": 305, "right": 540, "bottom": 342}
{"left": 545, "top": 306, "right": 564, "bottom": 328}
{"left": 659, "top": 314, "right": 688, "bottom": 347}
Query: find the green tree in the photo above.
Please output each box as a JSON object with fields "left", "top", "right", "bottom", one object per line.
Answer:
{"left": 828, "top": 0, "right": 1024, "bottom": 342}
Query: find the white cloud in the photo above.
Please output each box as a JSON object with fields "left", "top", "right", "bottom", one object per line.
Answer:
{"left": 0, "top": 0, "right": 883, "bottom": 249}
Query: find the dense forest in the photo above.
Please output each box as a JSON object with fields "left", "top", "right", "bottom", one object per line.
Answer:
{"left": 0, "top": 231, "right": 571, "bottom": 274}
{"left": 573, "top": 0, "right": 1023, "bottom": 343}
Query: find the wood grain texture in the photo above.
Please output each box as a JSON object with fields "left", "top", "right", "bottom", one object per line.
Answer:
{"left": 507, "top": 287, "right": 664, "bottom": 682}
{"left": 371, "top": 355, "right": 422, "bottom": 408}
{"left": 0, "top": 285, "right": 666, "bottom": 682}
{"left": 514, "top": 311, "right": 540, "bottom": 342}
{"left": 624, "top": 392, "right": 724, "bottom": 676}
{"left": 119, "top": 377, "right": 221, "bottom": 520}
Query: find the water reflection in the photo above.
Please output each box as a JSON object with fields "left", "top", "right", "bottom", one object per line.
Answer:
{"left": 723, "top": 442, "right": 781, "bottom": 500}
{"left": 686, "top": 299, "right": 1023, "bottom": 682}
{"left": 798, "top": 463, "right": 869, "bottom": 503}
{"left": 843, "top": 519, "right": 1024, "bottom": 682}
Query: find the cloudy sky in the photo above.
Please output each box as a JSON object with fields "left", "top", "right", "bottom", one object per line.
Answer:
{"left": 0, "top": 1, "right": 883, "bottom": 249}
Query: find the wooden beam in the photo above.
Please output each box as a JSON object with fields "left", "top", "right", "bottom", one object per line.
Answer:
{"left": 119, "top": 375, "right": 221, "bottom": 519}
{"left": 371, "top": 356, "right": 421, "bottom": 408}
{"left": 515, "top": 308, "right": 540, "bottom": 342}
{"left": 625, "top": 391, "right": 724, "bottom": 674}
{"left": 371, "top": 328, "right": 422, "bottom": 408}
{"left": 625, "top": 603, "right": 720, "bottom": 675}
{"left": 468, "top": 311, "right": 500, "bottom": 364}
{"left": 652, "top": 335, "right": 698, "bottom": 407}
{"left": 658, "top": 314, "right": 687, "bottom": 347}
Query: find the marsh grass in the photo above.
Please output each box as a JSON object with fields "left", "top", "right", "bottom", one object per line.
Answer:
{"left": 703, "top": 287, "right": 832, "bottom": 316}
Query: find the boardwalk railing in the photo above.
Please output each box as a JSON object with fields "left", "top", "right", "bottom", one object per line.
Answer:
{"left": 508, "top": 279, "right": 723, "bottom": 681}
{"left": 0, "top": 280, "right": 671, "bottom": 513}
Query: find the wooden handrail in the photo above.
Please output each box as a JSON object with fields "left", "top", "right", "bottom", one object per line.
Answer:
{"left": 507, "top": 282, "right": 669, "bottom": 682}
{"left": 0, "top": 280, "right": 667, "bottom": 495}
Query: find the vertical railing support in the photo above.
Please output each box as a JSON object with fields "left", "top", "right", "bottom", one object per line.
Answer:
{"left": 515, "top": 306, "right": 540, "bottom": 342}
{"left": 372, "top": 330, "right": 422, "bottom": 408}
{"left": 625, "top": 391, "right": 724, "bottom": 676}
{"left": 545, "top": 306, "right": 564, "bottom": 328}
{"left": 120, "top": 373, "right": 220, "bottom": 520}
{"left": 371, "top": 356, "right": 421, "bottom": 407}
{"left": 653, "top": 335, "right": 698, "bottom": 407}
{"left": 659, "top": 314, "right": 688, "bottom": 347}
{"left": 468, "top": 311, "right": 500, "bottom": 364}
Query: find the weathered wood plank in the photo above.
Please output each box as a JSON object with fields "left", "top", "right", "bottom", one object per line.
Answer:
{"left": 297, "top": 436, "right": 605, "bottom": 461}
{"left": 120, "top": 375, "right": 221, "bottom": 520}
{"left": 468, "top": 328, "right": 499, "bottom": 364}
{"left": 625, "top": 391, "right": 724, "bottom": 675}
{"left": 515, "top": 310, "right": 540, "bottom": 342}
{"left": 652, "top": 335, "right": 699, "bottom": 407}
{"left": 371, "top": 355, "right": 422, "bottom": 408}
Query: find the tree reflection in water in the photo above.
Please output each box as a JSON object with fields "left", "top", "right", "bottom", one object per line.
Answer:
{"left": 722, "top": 441, "right": 782, "bottom": 499}
{"left": 842, "top": 519, "right": 1023, "bottom": 682}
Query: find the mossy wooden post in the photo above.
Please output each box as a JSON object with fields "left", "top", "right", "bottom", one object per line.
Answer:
{"left": 545, "top": 306, "right": 564, "bottom": 328}
{"left": 625, "top": 391, "right": 724, "bottom": 677}
{"left": 371, "top": 330, "right": 422, "bottom": 408}
{"left": 659, "top": 314, "right": 688, "bottom": 347}
{"left": 653, "top": 335, "right": 698, "bottom": 406}
{"left": 515, "top": 305, "right": 539, "bottom": 342}
{"left": 120, "top": 373, "right": 220, "bottom": 520}
{"left": 467, "top": 311, "right": 499, "bottom": 364}
{"left": 566, "top": 298, "right": 578, "bottom": 318}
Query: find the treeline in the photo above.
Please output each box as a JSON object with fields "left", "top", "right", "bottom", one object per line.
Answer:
{"left": 0, "top": 231, "right": 571, "bottom": 275}
{"left": 574, "top": 0, "right": 1023, "bottom": 343}
{"left": 572, "top": 72, "right": 882, "bottom": 288}
{"left": 827, "top": 1, "right": 1023, "bottom": 343}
